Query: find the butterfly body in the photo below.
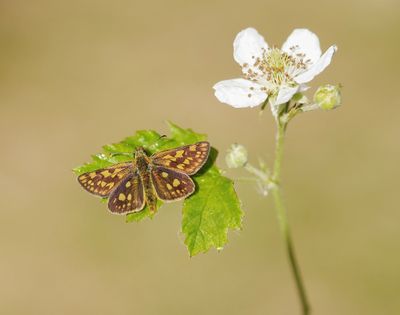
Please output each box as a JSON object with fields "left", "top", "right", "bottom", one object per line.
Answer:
{"left": 135, "top": 147, "right": 157, "bottom": 213}
{"left": 78, "top": 141, "right": 210, "bottom": 215}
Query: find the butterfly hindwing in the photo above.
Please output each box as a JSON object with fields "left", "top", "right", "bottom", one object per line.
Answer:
{"left": 151, "top": 141, "right": 210, "bottom": 175}
{"left": 78, "top": 162, "right": 132, "bottom": 197}
{"left": 151, "top": 166, "right": 195, "bottom": 201}
{"left": 108, "top": 172, "right": 145, "bottom": 214}
{"left": 78, "top": 142, "right": 210, "bottom": 214}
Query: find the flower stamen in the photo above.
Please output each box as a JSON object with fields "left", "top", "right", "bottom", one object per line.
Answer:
{"left": 242, "top": 46, "right": 311, "bottom": 94}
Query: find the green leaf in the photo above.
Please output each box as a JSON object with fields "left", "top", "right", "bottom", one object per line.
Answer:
{"left": 166, "top": 121, "right": 206, "bottom": 145}
{"left": 74, "top": 121, "right": 244, "bottom": 255}
{"left": 182, "top": 168, "right": 243, "bottom": 256}
{"left": 125, "top": 204, "right": 156, "bottom": 222}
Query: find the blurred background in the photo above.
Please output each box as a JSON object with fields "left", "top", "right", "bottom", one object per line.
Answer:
{"left": 1, "top": 0, "right": 399, "bottom": 314}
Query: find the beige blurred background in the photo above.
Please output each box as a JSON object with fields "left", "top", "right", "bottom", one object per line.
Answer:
{"left": 1, "top": 0, "right": 399, "bottom": 314}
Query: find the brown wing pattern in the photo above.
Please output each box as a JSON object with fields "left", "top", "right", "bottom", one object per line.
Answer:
{"left": 151, "top": 141, "right": 210, "bottom": 175}
{"left": 151, "top": 166, "right": 195, "bottom": 201}
{"left": 77, "top": 162, "right": 132, "bottom": 197}
{"left": 108, "top": 172, "right": 145, "bottom": 214}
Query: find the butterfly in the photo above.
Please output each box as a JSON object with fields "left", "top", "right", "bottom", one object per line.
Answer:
{"left": 78, "top": 141, "right": 210, "bottom": 214}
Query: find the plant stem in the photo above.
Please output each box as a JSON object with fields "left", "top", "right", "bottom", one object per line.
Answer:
{"left": 244, "top": 163, "right": 269, "bottom": 182}
{"left": 272, "top": 121, "right": 311, "bottom": 315}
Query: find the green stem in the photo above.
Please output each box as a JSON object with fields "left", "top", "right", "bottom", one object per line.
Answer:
{"left": 272, "top": 121, "right": 311, "bottom": 315}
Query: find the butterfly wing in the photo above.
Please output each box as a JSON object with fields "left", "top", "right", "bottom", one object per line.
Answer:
{"left": 78, "top": 162, "right": 133, "bottom": 197}
{"left": 107, "top": 172, "right": 145, "bottom": 214}
{"left": 151, "top": 166, "right": 195, "bottom": 201}
{"left": 151, "top": 141, "right": 210, "bottom": 175}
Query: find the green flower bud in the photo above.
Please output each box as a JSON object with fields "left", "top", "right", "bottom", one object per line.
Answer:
{"left": 225, "top": 144, "right": 248, "bottom": 169}
{"left": 314, "top": 84, "right": 342, "bottom": 110}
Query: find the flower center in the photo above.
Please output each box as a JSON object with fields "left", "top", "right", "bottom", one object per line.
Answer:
{"left": 242, "top": 47, "right": 311, "bottom": 93}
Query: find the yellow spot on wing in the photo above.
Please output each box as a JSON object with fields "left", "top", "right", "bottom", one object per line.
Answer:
{"left": 189, "top": 145, "right": 196, "bottom": 151}
{"left": 167, "top": 184, "right": 173, "bottom": 190}
{"left": 177, "top": 164, "right": 185, "bottom": 170}
{"left": 127, "top": 194, "right": 132, "bottom": 201}
{"left": 175, "top": 150, "right": 184, "bottom": 158}
{"left": 118, "top": 193, "right": 126, "bottom": 201}
{"left": 111, "top": 168, "right": 123, "bottom": 178}
{"left": 125, "top": 181, "right": 131, "bottom": 188}
{"left": 101, "top": 170, "right": 111, "bottom": 177}
{"left": 162, "top": 172, "right": 168, "bottom": 178}
{"left": 183, "top": 159, "right": 190, "bottom": 165}
{"left": 173, "top": 179, "right": 180, "bottom": 187}
{"left": 164, "top": 154, "right": 176, "bottom": 161}
{"left": 89, "top": 173, "right": 96, "bottom": 179}
{"left": 100, "top": 182, "right": 106, "bottom": 187}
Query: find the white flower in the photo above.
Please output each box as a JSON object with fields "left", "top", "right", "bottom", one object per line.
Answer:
{"left": 213, "top": 28, "right": 337, "bottom": 117}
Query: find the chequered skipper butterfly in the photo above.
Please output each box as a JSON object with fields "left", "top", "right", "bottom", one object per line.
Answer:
{"left": 78, "top": 141, "right": 210, "bottom": 214}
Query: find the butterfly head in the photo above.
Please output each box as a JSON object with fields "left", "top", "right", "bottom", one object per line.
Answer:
{"left": 134, "top": 146, "right": 147, "bottom": 158}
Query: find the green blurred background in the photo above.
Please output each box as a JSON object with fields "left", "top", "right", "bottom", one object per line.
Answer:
{"left": 1, "top": 0, "right": 399, "bottom": 314}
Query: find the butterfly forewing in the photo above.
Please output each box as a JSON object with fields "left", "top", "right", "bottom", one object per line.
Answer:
{"left": 151, "top": 141, "right": 210, "bottom": 175}
{"left": 78, "top": 162, "right": 132, "bottom": 197}
{"left": 78, "top": 141, "right": 211, "bottom": 214}
{"left": 108, "top": 173, "right": 145, "bottom": 214}
{"left": 151, "top": 166, "right": 195, "bottom": 201}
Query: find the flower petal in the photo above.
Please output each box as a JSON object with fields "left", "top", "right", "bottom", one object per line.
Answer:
{"left": 294, "top": 45, "right": 337, "bottom": 84}
{"left": 213, "top": 78, "right": 267, "bottom": 108}
{"left": 298, "top": 84, "right": 310, "bottom": 92}
{"left": 281, "top": 29, "right": 321, "bottom": 65}
{"left": 233, "top": 28, "right": 268, "bottom": 67}
{"left": 275, "top": 86, "right": 300, "bottom": 105}
{"left": 268, "top": 86, "right": 299, "bottom": 119}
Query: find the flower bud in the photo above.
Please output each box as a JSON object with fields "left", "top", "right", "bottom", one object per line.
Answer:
{"left": 225, "top": 144, "right": 248, "bottom": 168}
{"left": 314, "top": 84, "right": 341, "bottom": 110}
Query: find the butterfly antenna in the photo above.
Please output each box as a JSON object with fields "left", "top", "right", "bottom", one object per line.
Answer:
{"left": 153, "top": 135, "right": 168, "bottom": 148}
